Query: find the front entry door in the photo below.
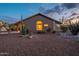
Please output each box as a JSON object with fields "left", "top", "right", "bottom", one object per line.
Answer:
{"left": 36, "top": 20, "right": 43, "bottom": 31}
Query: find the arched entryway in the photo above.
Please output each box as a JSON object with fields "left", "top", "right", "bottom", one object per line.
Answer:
{"left": 36, "top": 20, "right": 43, "bottom": 31}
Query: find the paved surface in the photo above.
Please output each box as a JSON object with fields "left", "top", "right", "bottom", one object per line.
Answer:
{"left": 0, "top": 33, "right": 79, "bottom": 56}
{"left": 0, "top": 31, "right": 19, "bottom": 34}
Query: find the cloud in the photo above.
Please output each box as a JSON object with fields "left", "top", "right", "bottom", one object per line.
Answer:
{"left": 41, "top": 3, "right": 79, "bottom": 21}
{"left": 42, "top": 3, "right": 79, "bottom": 14}
{"left": 61, "top": 3, "right": 79, "bottom": 9}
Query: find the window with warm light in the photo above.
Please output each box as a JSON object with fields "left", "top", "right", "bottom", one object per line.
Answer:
{"left": 36, "top": 20, "right": 43, "bottom": 31}
{"left": 44, "top": 24, "right": 48, "bottom": 27}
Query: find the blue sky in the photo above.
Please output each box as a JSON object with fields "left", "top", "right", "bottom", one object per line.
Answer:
{"left": 0, "top": 3, "right": 79, "bottom": 24}
{"left": 0, "top": 3, "right": 57, "bottom": 20}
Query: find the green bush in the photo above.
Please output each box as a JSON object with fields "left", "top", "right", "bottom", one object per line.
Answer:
{"left": 42, "top": 29, "right": 46, "bottom": 33}
{"left": 20, "top": 25, "right": 29, "bottom": 35}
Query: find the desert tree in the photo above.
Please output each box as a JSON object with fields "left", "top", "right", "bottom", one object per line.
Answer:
{"left": 68, "top": 19, "right": 79, "bottom": 35}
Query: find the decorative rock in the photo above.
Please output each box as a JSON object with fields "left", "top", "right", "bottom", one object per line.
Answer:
{"left": 28, "top": 35, "right": 33, "bottom": 39}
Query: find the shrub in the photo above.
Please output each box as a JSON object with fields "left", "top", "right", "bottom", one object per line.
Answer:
{"left": 9, "top": 24, "right": 16, "bottom": 31}
{"left": 60, "top": 25, "right": 67, "bottom": 32}
{"left": 68, "top": 21, "right": 79, "bottom": 35}
{"left": 37, "top": 29, "right": 46, "bottom": 34}
{"left": 46, "top": 28, "right": 51, "bottom": 32}
{"left": 20, "top": 25, "right": 29, "bottom": 35}
{"left": 68, "top": 24, "right": 79, "bottom": 35}
{"left": 42, "top": 29, "right": 46, "bottom": 33}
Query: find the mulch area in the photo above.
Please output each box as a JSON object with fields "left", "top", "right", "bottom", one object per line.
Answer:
{"left": 0, "top": 33, "right": 79, "bottom": 56}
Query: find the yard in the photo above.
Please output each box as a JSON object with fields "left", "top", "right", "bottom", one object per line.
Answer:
{"left": 0, "top": 33, "right": 79, "bottom": 56}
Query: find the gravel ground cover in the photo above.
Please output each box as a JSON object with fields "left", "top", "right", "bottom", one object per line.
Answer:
{"left": 0, "top": 33, "right": 79, "bottom": 56}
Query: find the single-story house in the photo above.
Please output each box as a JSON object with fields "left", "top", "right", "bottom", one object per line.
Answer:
{"left": 13, "top": 13, "right": 62, "bottom": 33}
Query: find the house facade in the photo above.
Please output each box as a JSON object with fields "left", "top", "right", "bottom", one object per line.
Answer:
{"left": 13, "top": 13, "right": 61, "bottom": 33}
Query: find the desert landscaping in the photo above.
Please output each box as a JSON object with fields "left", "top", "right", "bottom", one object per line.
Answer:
{"left": 0, "top": 3, "right": 79, "bottom": 56}
{"left": 0, "top": 32, "right": 79, "bottom": 56}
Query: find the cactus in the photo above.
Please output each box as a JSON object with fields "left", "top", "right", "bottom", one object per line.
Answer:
{"left": 20, "top": 24, "right": 29, "bottom": 35}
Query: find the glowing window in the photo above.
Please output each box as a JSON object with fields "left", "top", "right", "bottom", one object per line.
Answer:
{"left": 44, "top": 24, "right": 48, "bottom": 27}
{"left": 36, "top": 25, "right": 42, "bottom": 31}
{"left": 36, "top": 21, "right": 42, "bottom": 25}
{"left": 36, "top": 20, "right": 43, "bottom": 31}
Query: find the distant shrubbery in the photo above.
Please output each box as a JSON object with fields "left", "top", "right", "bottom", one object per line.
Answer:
{"left": 60, "top": 20, "right": 79, "bottom": 35}
{"left": 9, "top": 24, "right": 16, "bottom": 31}
{"left": 36, "top": 28, "right": 57, "bottom": 34}
{"left": 68, "top": 21, "right": 79, "bottom": 35}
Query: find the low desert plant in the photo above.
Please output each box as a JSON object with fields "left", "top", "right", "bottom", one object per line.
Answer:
{"left": 46, "top": 28, "right": 51, "bottom": 32}
{"left": 42, "top": 29, "right": 46, "bottom": 33}
{"left": 68, "top": 25, "right": 78, "bottom": 35}
{"left": 60, "top": 25, "right": 67, "bottom": 32}
{"left": 37, "top": 29, "right": 46, "bottom": 34}
{"left": 20, "top": 25, "right": 29, "bottom": 35}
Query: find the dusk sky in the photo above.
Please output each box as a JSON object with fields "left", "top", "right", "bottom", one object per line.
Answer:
{"left": 0, "top": 3, "right": 56, "bottom": 19}
{"left": 0, "top": 3, "right": 79, "bottom": 24}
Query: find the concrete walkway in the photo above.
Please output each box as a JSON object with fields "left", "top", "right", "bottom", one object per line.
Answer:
{"left": 0, "top": 31, "right": 20, "bottom": 34}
